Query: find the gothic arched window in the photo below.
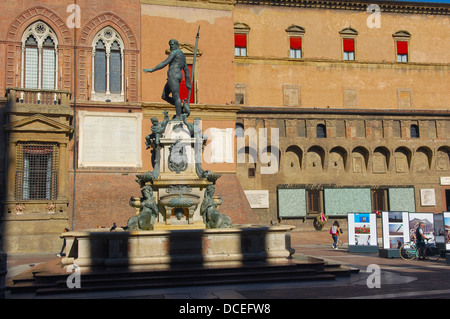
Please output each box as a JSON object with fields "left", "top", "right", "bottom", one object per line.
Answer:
{"left": 410, "top": 124, "right": 420, "bottom": 138}
{"left": 317, "top": 124, "right": 327, "bottom": 138}
{"left": 91, "top": 27, "right": 124, "bottom": 101}
{"left": 21, "top": 21, "right": 58, "bottom": 90}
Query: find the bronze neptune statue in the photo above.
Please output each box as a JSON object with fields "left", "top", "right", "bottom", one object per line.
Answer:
{"left": 144, "top": 39, "right": 191, "bottom": 120}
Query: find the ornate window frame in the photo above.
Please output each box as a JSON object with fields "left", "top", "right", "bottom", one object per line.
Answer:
{"left": 340, "top": 27, "right": 358, "bottom": 61}
{"left": 15, "top": 142, "right": 59, "bottom": 201}
{"left": 20, "top": 21, "right": 59, "bottom": 90}
{"left": 91, "top": 27, "right": 125, "bottom": 102}
{"left": 393, "top": 30, "right": 411, "bottom": 63}
{"left": 234, "top": 22, "right": 250, "bottom": 57}
{"left": 286, "top": 25, "right": 305, "bottom": 59}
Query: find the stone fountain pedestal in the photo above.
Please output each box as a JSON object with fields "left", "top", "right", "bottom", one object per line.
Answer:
{"left": 61, "top": 225, "right": 295, "bottom": 270}
{"left": 61, "top": 113, "right": 295, "bottom": 271}
{"left": 130, "top": 118, "right": 215, "bottom": 229}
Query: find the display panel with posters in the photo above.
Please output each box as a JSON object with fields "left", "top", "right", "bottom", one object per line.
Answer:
{"left": 444, "top": 212, "right": 450, "bottom": 250}
{"left": 433, "top": 214, "right": 445, "bottom": 248}
{"left": 348, "top": 213, "right": 378, "bottom": 253}
{"left": 408, "top": 212, "right": 435, "bottom": 244}
{"left": 433, "top": 213, "right": 445, "bottom": 248}
{"left": 348, "top": 213, "right": 377, "bottom": 245}
{"left": 381, "top": 211, "right": 410, "bottom": 250}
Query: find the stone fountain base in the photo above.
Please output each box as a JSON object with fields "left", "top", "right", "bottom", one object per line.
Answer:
{"left": 61, "top": 225, "right": 295, "bottom": 270}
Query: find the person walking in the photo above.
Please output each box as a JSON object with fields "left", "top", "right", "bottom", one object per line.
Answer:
{"left": 330, "top": 221, "right": 340, "bottom": 249}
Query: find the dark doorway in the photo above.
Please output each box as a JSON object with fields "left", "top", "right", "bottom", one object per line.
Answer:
{"left": 372, "top": 189, "right": 388, "bottom": 212}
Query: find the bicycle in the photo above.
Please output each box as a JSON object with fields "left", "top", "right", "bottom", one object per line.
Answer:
{"left": 399, "top": 239, "right": 440, "bottom": 261}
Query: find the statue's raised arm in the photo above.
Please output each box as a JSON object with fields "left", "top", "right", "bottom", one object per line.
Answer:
{"left": 144, "top": 51, "right": 176, "bottom": 73}
{"left": 144, "top": 39, "right": 191, "bottom": 121}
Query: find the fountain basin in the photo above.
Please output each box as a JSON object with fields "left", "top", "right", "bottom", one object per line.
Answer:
{"left": 61, "top": 225, "right": 295, "bottom": 270}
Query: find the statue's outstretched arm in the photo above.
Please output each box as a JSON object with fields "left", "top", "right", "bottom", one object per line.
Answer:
{"left": 144, "top": 52, "right": 175, "bottom": 73}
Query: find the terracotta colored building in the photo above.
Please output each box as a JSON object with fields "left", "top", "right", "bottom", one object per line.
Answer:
{"left": 233, "top": 0, "right": 450, "bottom": 226}
{"left": 0, "top": 0, "right": 253, "bottom": 253}
{"left": 0, "top": 0, "right": 449, "bottom": 253}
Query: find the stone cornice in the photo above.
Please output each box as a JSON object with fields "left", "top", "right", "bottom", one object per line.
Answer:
{"left": 235, "top": 55, "right": 450, "bottom": 70}
{"left": 236, "top": 0, "right": 450, "bottom": 15}
{"left": 238, "top": 106, "right": 450, "bottom": 118}
{"left": 140, "top": 0, "right": 236, "bottom": 11}
{"left": 142, "top": 102, "right": 242, "bottom": 121}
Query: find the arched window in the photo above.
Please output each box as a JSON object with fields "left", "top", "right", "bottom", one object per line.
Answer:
{"left": 91, "top": 27, "right": 124, "bottom": 101}
{"left": 410, "top": 124, "right": 420, "bottom": 138}
{"left": 317, "top": 124, "right": 327, "bottom": 138}
{"left": 94, "top": 40, "right": 106, "bottom": 93}
{"left": 235, "top": 123, "right": 244, "bottom": 138}
{"left": 42, "top": 36, "right": 56, "bottom": 89}
{"left": 21, "top": 21, "right": 58, "bottom": 90}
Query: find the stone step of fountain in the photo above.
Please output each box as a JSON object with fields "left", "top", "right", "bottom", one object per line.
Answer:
{"left": 37, "top": 269, "right": 334, "bottom": 295}
{"left": 8, "top": 258, "right": 354, "bottom": 296}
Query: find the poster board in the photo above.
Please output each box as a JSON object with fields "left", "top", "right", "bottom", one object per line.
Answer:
{"left": 348, "top": 213, "right": 378, "bottom": 253}
{"left": 348, "top": 213, "right": 378, "bottom": 246}
{"left": 433, "top": 213, "right": 445, "bottom": 249}
{"left": 381, "top": 211, "right": 410, "bottom": 249}
{"left": 444, "top": 212, "right": 450, "bottom": 250}
{"left": 408, "top": 212, "right": 435, "bottom": 244}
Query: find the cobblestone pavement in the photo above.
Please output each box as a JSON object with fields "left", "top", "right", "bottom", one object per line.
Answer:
{"left": 4, "top": 229, "right": 450, "bottom": 300}
{"left": 246, "top": 230, "right": 450, "bottom": 299}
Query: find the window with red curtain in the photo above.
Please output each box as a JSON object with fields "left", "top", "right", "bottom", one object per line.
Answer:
{"left": 235, "top": 33, "right": 247, "bottom": 56}
{"left": 290, "top": 37, "right": 302, "bottom": 58}
{"left": 235, "top": 34, "right": 247, "bottom": 48}
{"left": 343, "top": 38, "right": 355, "bottom": 60}
{"left": 290, "top": 37, "right": 302, "bottom": 50}
{"left": 396, "top": 41, "right": 408, "bottom": 62}
{"left": 179, "top": 64, "right": 194, "bottom": 104}
{"left": 396, "top": 41, "right": 408, "bottom": 54}
{"left": 343, "top": 38, "right": 354, "bottom": 52}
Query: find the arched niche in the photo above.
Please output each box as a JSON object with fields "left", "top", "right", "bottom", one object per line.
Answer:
{"left": 352, "top": 146, "right": 369, "bottom": 173}
{"left": 329, "top": 146, "right": 347, "bottom": 171}
{"left": 283, "top": 145, "right": 303, "bottom": 171}
{"left": 394, "top": 146, "right": 412, "bottom": 173}
{"left": 306, "top": 146, "right": 325, "bottom": 171}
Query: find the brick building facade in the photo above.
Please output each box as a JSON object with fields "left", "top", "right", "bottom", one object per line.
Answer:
{"left": 0, "top": 0, "right": 449, "bottom": 253}
{"left": 232, "top": 1, "right": 450, "bottom": 226}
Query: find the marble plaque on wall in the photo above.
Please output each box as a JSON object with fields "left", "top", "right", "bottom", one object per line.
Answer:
{"left": 420, "top": 189, "right": 436, "bottom": 206}
{"left": 244, "top": 190, "right": 269, "bottom": 209}
{"left": 79, "top": 111, "right": 142, "bottom": 167}
{"left": 206, "top": 128, "right": 234, "bottom": 163}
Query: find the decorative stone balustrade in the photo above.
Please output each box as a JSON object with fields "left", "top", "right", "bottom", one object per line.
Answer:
{"left": 6, "top": 87, "right": 71, "bottom": 108}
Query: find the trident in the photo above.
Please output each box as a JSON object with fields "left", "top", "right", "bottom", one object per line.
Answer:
{"left": 183, "top": 26, "right": 200, "bottom": 117}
